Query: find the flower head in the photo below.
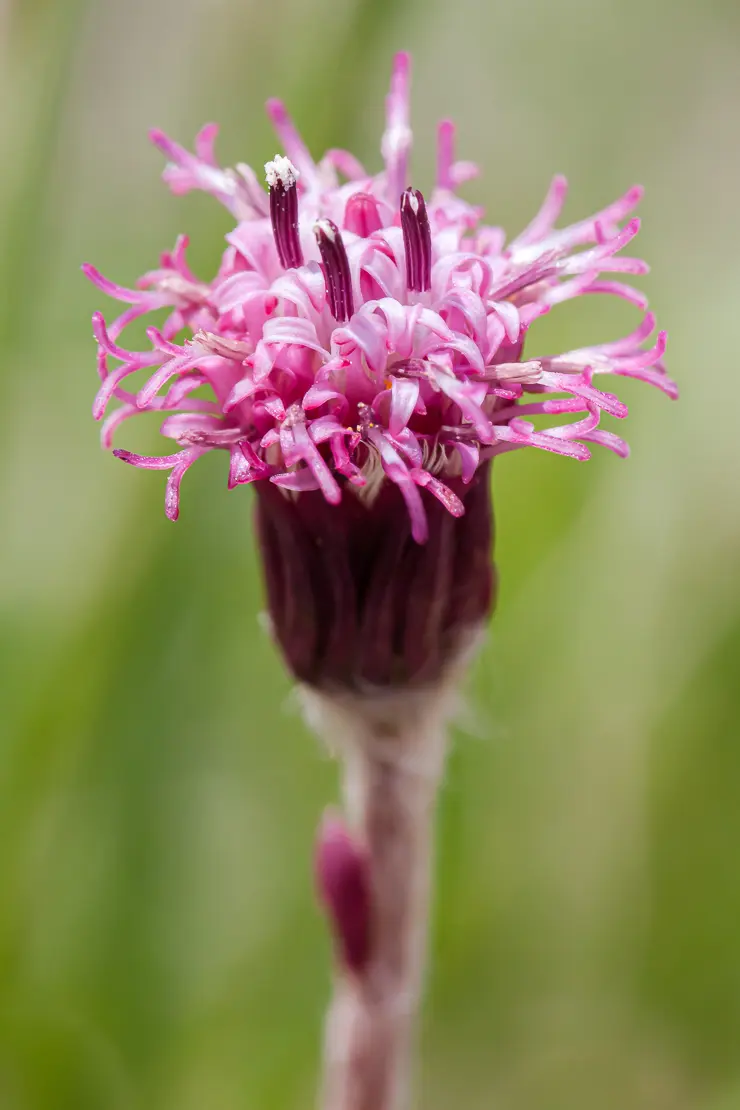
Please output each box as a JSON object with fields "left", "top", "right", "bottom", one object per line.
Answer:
{"left": 85, "top": 53, "right": 675, "bottom": 689}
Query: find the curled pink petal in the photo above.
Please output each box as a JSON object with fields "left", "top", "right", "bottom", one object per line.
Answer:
{"left": 452, "top": 440, "right": 480, "bottom": 483}
{"left": 512, "top": 175, "right": 569, "bottom": 248}
{"left": 266, "top": 99, "right": 318, "bottom": 189}
{"left": 84, "top": 264, "right": 158, "bottom": 305}
{"left": 389, "top": 377, "right": 420, "bottom": 437}
{"left": 165, "top": 448, "right": 206, "bottom": 520}
{"left": 292, "top": 420, "right": 342, "bottom": 504}
{"left": 324, "top": 148, "right": 368, "bottom": 181}
{"left": 149, "top": 127, "right": 255, "bottom": 218}
{"left": 436, "top": 119, "right": 455, "bottom": 191}
{"left": 113, "top": 449, "right": 183, "bottom": 470}
{"left": 270, "top": 468, "right": 322, "bottom": 493}
{"left": 382, "top": 51, "right": 412, "bottom": 203}
{"left": 228, "top": 443, "right": 256, "bottom": 488}
{"left": 581, "top": 279, "right": 649, "bottom": 310}
{"left": 367, "top": 427, "right": 428, "bottom": 543}
{"left": 93, "top": 364, "right": 142, "bottom": 421}
{"left": 100, "top": 404, "right": 139, "bottom": 449}
{"left": 411, "top": 469, "right": 465, "bottom": 516}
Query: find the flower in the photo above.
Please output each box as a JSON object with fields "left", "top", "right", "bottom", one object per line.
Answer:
{"left": 85, "top": 52, "right": 675, "bottom": 689}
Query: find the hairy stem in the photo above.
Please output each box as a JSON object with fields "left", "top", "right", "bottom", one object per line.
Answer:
{"left": 304, "top": 688, "right": 453, "bottom": 1110}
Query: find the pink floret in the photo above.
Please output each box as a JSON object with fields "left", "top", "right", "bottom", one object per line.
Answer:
{"left": 86, "top": 52, "right": 675, "bottom": 538}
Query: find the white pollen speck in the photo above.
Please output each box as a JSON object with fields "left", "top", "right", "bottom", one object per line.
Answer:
{"left": 265, "top": 154, "right": 300, "bottom": 189}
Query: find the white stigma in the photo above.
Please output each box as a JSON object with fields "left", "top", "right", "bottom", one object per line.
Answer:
{"left": 265, "top": 154, "right": 300, "bottom": 189}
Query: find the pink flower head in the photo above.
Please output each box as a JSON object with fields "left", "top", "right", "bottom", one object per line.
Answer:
{"left": 85, "top": 52, "right": 675, "bottom": 547}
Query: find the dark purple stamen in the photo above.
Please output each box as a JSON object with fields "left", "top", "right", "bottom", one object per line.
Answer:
{"left": 268, "top": 165, "right": 304, "bottom": 270}
{"left": 400, "top": 187, "right": 431, "bottom": 292}
{"left": 314, "top": 218, "right": 354, "bottom": 322}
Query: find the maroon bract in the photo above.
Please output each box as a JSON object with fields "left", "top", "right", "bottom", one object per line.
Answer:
{"left": 315, "top": 814, "right": 373, "bottom": 975}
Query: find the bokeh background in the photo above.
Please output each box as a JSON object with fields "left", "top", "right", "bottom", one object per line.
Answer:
{"left": 1, "top": 0, "right": 739, "bottom": 1107}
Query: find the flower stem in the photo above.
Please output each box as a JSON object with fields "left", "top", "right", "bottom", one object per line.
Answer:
{"left": 303, "top": 688, "right": 452, "bottom": 1110}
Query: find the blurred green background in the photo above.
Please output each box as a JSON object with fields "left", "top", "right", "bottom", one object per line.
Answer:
{"left": 1, "top": 0, "right": 739, "bottom": 1107}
